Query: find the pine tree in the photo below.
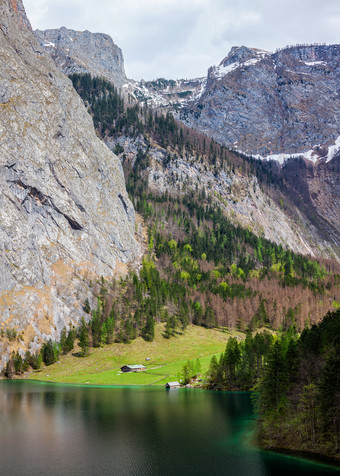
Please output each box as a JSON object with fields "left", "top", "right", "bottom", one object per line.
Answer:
{"left": 79, "top": 317, "right": 90, "bottom": 357}
{"left": 5, "top": 356, "right": 15, "bottom": 379}
{"left": 142, "top": 315, "right": 155, "bottom": 342}
{"left": 60, "top": 327, "right": 68, "bottom": 354}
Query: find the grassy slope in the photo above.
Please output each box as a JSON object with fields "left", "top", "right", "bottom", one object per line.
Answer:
{"left": 27, "top": 324, "right": 242, "bottom": 386}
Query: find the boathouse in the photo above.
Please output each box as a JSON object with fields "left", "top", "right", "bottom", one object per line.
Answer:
{"left": 120, "top": 364, "right": 146, "bottom": 373}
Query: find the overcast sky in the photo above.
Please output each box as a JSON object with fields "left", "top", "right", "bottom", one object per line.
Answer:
{"left": 24, "top": 0, "right": 340, "bottom": 80}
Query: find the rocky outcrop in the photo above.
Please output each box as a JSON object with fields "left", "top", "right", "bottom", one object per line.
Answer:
{"left": 280, "top": 154, "right": 340, "bottom": 252}
{"left": 181, "top": 44, "right": 340, "bottom": 159}
{"left": 35, "top": 26, "right": 127, "bottom": 88}
{"left": 0, "top": 0, "right": 140, "bottom": 367}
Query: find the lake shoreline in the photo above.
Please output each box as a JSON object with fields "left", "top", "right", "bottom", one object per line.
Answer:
{"left": 2, "top": 380, "right": 340, "bottom": 474}
{"left": 261, "top": 446, "right": 340, "bottom": 470}
{"left": 10, "top": 378, "right": 340, "bottom": 469}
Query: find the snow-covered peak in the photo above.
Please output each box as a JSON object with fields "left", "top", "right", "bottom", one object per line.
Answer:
{"left": 211, "top": 46, "right": 269, "bottom": 79}
{"left": 43, "top": 41, "right": 55, "bottom": 48}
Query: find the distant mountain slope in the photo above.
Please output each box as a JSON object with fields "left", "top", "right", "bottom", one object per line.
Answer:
{"left": 67, "top": 74, "right": 340, "bottom": 339}
{"left": 35, "top": 27, "right": 127, "bottom": 88}
{"left": 34, "top": 27, "right": 205, "bottom": 108}
{"left": 35, "top": 31, "right": 340, "bottom": 162}
{"left": 0, "top": 1, "right": 140, "bottom": 368}
{"left": 34, "top": 27, "right": 340, "bottom": 260}
{"left": 181, "top": 44, "right": 340, "bottom": 160}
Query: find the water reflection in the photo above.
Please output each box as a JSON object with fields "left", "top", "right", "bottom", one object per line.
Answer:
{"left": 0, "top": 381, "right": 338, "bottom": 476}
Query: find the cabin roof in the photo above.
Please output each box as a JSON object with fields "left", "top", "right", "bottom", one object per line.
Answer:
{"left": 122, "top": 364, "right": 145, "bottom": 369}
{"left": 165, "top": 381, "right": 181, "bottom": 387}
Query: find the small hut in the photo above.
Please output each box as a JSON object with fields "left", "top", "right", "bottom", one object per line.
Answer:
{"left": 165, "top": 381, "right": 181, "bottom": 389}
{"left": 120, "top": 364, "right": 146, "bottom": 373}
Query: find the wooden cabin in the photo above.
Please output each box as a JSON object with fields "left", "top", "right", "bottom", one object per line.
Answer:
{"left": 120, "top": 364, "right": 146, "bottom": 373}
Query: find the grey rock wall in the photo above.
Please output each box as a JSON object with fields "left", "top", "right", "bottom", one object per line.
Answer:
{"left": 181, "top": 44, "right": 340, "bottom": 158}
{"left": 35, "top": 27, "right": 127, "bottom": 88}
{"left": 0, "top": 0, "right": 140, "bottom": 365}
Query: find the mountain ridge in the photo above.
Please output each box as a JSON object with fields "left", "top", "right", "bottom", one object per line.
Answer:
{"left": 35, "top": 26, "right": 127, "bottom": 88}
{"left": 181, "top": 43, "right": 340, "bottom": 160}
{"left": 35, "top": 28, "right": 340, "bottom": 163}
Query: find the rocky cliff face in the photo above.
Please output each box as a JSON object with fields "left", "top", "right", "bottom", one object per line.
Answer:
{"left": 181, "top": 44, "right": 340, "bottom": 160}
{"left": 280, "top": 153, "right": 340, "bottom": 252}
{"left": 0, "top": 0, "right": 140, "bottom": 367}
{"left": 34, "top": 27, "right": 206, "bottom": 108}
{"left": 35, "top": 26, "right": 127, "bottom": 88}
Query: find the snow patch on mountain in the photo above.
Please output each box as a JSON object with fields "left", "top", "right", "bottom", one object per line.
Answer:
{"left": 326, "top": 135, "right": 340, "bottom": 162}
{"left": 212, "top": 62, "right": 239, "bottom": 79}
{"left": 304, "top": 60, "right": 327, "bottom": 66}
{"left": 249, "top": 135, "right": 340, "bottom": 164}
{"left": 212, "top": 49, "right": 269, "bottom": 80}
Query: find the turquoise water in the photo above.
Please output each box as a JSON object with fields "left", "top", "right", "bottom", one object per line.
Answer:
{"left": 0, "top": 381, "right": 338, "bottom": 475}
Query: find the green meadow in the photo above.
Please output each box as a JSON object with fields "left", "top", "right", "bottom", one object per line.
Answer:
{"left": 27, "top": 324, "right": 241, "bottom": 386}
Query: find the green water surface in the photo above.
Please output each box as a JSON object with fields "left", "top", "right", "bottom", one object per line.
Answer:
{"left": 0, "top": 381, "right": 338, "bottom": 475}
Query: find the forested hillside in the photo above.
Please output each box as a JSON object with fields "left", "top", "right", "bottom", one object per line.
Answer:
{"left": 68, "top": 73, "right": 340, "bottom": 333}
{"left": 205, "top": 309, "right": 340, "bottom": 459}
{"left": 4, "top": 72, "right": 339, "bottom": 377}
{"left": 70, "top": 72, "right": 340, "bottom": 259}
{"left": 256, "top": 308, "right": 340, "bottom": 458}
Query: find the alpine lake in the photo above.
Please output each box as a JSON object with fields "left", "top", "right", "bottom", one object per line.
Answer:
{"left": 0, "top": 381, "right": 339, "bottom": 475}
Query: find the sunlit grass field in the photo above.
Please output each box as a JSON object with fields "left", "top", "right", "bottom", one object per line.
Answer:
{"left": 27, "top": 324, "right": 243, "bottom": 386}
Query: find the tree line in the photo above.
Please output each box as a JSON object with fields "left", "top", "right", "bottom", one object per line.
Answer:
{"left": 204, "top": 309, "right": 340, "bottom": 458}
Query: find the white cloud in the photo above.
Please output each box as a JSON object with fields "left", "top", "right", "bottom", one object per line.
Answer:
{"left": 24, "top": 0, "right": 340, "bottom": 80}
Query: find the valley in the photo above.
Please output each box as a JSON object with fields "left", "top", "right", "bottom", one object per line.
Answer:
{"left": 26, "top": 323, "right": 233, "bottom": 386}
{"left": 0, "top": 0, "right": 339, "bottom": 468}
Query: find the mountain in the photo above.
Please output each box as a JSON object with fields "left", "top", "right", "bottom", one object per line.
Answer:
{"left": 132, "top": 77, "right": 206, "bottom": 110}
{"left": 0, "top": 0, "right": 140, "bottom": 369}
{"left": 35, "top": 27, "right": 206, "bottom": 109}
{"left": 36, "top": 27, "right": 339, "bottom": 260}
{"left": 64, "top": 74, "right": 339, "bottom": 341}
{"left": 181, "top": 44, "right": 340, "bottom": 161}
{"left": 35, "top": 30, "right": 340, "bottom": 162}
{"left": 66, "top": 72, "right": 339, "bottom": 264}
{"left": 35, "top": 27, "right": 127, "bottom": 88}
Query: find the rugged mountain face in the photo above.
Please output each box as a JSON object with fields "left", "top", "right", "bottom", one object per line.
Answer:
{"left": 181, "top": 44, "right": 340, "bottom": 160}
{"left": 35, "top": 27, "right": 206, "bottom": 108}
{"left": 38, "top": 25, "right": 339, "bottom": 260}
{"left": 279, "top": 154, "right": 340, "bottom": 249}
{"left": 35, "top": 31, "right": 340, "bottom": 161}
{"left": 132, "top": 77, "right": 205, "bottom": 110}
{"left": 0, "top": 0, "right": 140, "bottom": 368}
{"left": 110, "top": 135, "right": 334, "bottom": 258}
{"left": 35, "top": 27, "right": 127, "bottom": 88}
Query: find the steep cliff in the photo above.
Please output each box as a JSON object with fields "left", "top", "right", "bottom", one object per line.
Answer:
{"left": 181, "top": 44, "right": 340, "bottom": 159}
{"left": 0, "top": 0, "right": 140, "bottom": 367}
{"left": 35, "top": 26, "right": 127, "bottom": 88}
